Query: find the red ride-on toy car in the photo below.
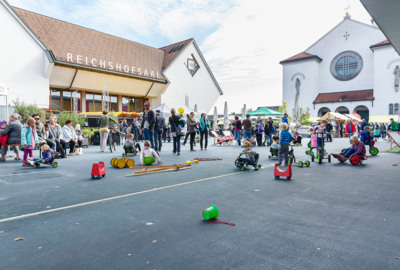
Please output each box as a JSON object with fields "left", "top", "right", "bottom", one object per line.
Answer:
{"left": 331, "top": 153, "right": 369, "bottom": 165}
{"left": 91, "top": 162, "right": 106, "bottom": 179}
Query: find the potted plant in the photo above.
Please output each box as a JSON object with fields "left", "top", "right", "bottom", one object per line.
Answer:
{"left": 82, "top": 128, "right": 96, "bottom": 145}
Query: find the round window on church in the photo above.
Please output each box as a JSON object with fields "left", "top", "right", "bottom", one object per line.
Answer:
{"left": 330, "top": 51, "right": 363, "bottom": 81}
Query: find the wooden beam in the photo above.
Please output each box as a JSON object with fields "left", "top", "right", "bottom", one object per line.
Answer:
{"left": 126, "top": 166, "right": 191, "bottom": 177}
{"left": 130, "top": 164, "right": 190, "bottom": 170}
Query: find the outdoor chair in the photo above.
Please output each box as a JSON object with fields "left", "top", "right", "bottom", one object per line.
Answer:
{"left": 387, "top": 131, "right": 400, "bottom": 151}
{"left": 210, "top": 131, "right": 233, "bottom": 146}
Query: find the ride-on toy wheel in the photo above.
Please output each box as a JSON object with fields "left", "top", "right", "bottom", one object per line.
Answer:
{"left": 258, "top": 164, "right": 262, "bottom": 169}
{"left": 318, "top": 155, "right": 322, "bottom": 164}
{"left": 305, "top": 160, "right": 310, "bottom": 167}
{"left": 241, "top": 167, "right": 245, "bottom": 171}
{"left": 35, "top": 163, "right": 40, "bottom": 168}
{"left": 350, "top": 156, "right": 360, "bottom": 165}
{"left": 298, "top": 161, "right": 303, "bottom": 167}
{"left": 52, "top": 162, "right": 58, "bottom": 168}
{"left": 328, "top": 155, "right": 331, "bottom": 163}
{"left": 369, "top": 147, "right": 379, "bottom": 156}
{"left": 288, "top": 157, "right": 293, "bottom": 164}
{"left": 305, "top": 150, "right": 309, "bottom": 155}
{"left": 268, "top": 155, "right": 271, "bottom": 159}
{"left": 310, "top": 151, "right": 314, "bottom": 156}
{"left": 308, "top": 142, "right": 311, "bottom": 148}
{"left": 341, "top": 148, "right": 346, "bottom": 153}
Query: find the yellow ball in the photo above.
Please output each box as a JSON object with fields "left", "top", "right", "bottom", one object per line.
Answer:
{"left": 185, "top": 160, "right": 192, "bottom": 165}
{"left": 193, "top": 160, "right": 199, "bottom": 163}
{"left": 178, "top": 108, "right": 184, "bottom": 114}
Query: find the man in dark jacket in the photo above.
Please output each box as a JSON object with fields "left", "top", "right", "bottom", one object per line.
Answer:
{"left": 265, "top": 117, "right": 274, "bottom": 146}
{"left": 140, "top": 101, "right": 155, "bottom": 148}
{"left": 326, "top": 120, "right": 333, "bottom": 142}
{"left": 242, "top": 115, "right": 252, "bottom": 141}
{"left": 154, "top": 110, "right": 164, "bottom": 151}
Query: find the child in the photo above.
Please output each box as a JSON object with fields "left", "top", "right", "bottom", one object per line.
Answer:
{"left": 21, "top": 117, "right": 39, "bottom": 166}
{"left": 278, "top": 123, "right": 293, "bottom": 166}
{"left": 314, "top": 120, "right": 327, "bottom": 156}
{"left": 123, "top": 133, "right": 141, "bottom": 154}
{"left": 44, "top": 124, "right": 57, "bottom": 153}
{"left": 373, "top": 125, "right": 380, "bottom": 141}
{"left": 339, "top": 135, "right": 366, "bottom": 160}
{"left": 269, "top": 135, "right": 279, "bottom": 157}
{"left": 360, "top": 126, "right": 374, "bottom": 148}
{"left": 0, "top": 123, "right": 8, "bottom": 149}
{"left": 237, "top": 141, "right": 259, "bottom": 170}
{"left": 309, "top": 127, "right": 317, "bottom": 148}
{"left": 140, "top": 140, "right": 162, "bottom": 166}
{"left": 293, "top": 132, "right": 302, "bottom": 145}
{"left": 33, "top": 144, "right": 55, "bottom": 165}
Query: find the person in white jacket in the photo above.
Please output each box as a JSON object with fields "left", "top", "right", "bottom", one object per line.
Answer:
{"left": 62, "top": 119, "right": 83, "bottom": 156}
{"left": 140, "top": 140, "right": 162, "bottom": 166}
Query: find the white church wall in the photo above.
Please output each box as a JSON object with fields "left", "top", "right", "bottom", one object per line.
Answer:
{"left": 0, "top": 3, "right": 50, "bottom": 111}
{"left": 307, "top": 19, "right": 386, "bottom": 93}
{"left": 282, "top": 59, "right": 320, "bottom": 117}
{"left": 372, "top": 46, "right": 400, "bottom": 116}
{"left": 161, "top": 42, "right": 221, "bottom": 114}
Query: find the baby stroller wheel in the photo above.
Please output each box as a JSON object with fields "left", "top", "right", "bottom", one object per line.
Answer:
{"left": 305, "top": 160, "right": 310, "bottom": 167}
{"left": 298, "top": 161, "right": 303, "bottom": 167}
{"left": 52, "top": 162, "right": 58, "bottom": 168}
{"left": 369, "top": 147, "right": 379, "bottom": 156}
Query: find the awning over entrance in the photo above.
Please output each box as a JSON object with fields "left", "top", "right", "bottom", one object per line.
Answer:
{"left": 314, "top": 90, "right": 374, "bottom": 103}
{"left": 369, "top": 115, "right": 398, "bottom": 123}
{"left": 50, "top": 66, "right": 168, "bottom": 97}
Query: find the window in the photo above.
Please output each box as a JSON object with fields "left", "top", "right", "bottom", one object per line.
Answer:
{"left": 51, "top": 90, "right": 61, "bottom": 111}
{"left": 50, "top": 89, "right": 81, "bottom": 113}
{"left": 62, "top": 91, "right": 72, "bottom": 111}
{"left": 186, "top": 54, "right": 200, "bottom": 76}
{"left": 94, "top": 94, "right": 102, "bottom": 112}
{"left": 103, "top": 95, "right": 118, "bottom": 112}
{"left": 389, "top": 103, "right": 394, "bottom": 115}
{"left": 330, "top": 51, "right": 363, "bottom": 81}
{"left": 72, "top": 91, "right": 81, "bottom": 112}
{"left": 395, "top": 103, "right": 399, "bottom": 115}
{"left": 122, "top": 97, "right": 135, "bottom": 112}
{"left": 168, "top": 44, "right": 184, "bottom": 54}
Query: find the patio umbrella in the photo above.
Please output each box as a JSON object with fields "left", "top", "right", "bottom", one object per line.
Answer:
{"left": 247, "top": 107, "right": 283, "bottom": 116}
{"left": 213, "top": 106, "right": 218, "bottom": 131}
{"left": 242, "top": 104, "right": 247, "bottom": 120}
{"left": 194, "top": 104, "right": 198, "bottom": 113}
{"left": 223, "top": 101, "right": 229, "bottom": 130}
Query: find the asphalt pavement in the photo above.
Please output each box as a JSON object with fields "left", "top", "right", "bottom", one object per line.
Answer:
{"left": 0, "top": 137, "right": 399, "bottom": 270}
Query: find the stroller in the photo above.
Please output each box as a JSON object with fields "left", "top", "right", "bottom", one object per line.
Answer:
{"left": 235, "top": 152, "right": 261, "bottom": 171}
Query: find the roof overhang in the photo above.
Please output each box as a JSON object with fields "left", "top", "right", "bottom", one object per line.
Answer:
{"left": 360, "top": 0, "right": 400, "bottom": 55}
{"left": 280, "top": 55, "right": 322, "bottom": 65}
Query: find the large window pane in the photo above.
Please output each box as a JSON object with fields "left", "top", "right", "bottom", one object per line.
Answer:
{"left": 128, "top": 97, "right": 135, "bottom": 112}
{"left": 136, "top": 97, "right": 143, "bottom": 112}
{"left": 86, "top": 93, "right": 93, "bottom": 112}
{"left": 94, "top": 94, "right": 102, "bottom": 112}
{"left": 110, "top": 96, "right": 118, "bottom": 111}
{"left": 62, "top": 90, "right": 72, "bottom": 111}
{"left": 51, "top": 90, "right": 61, "bottom": 111}
{"left": 122, "top": 97, "right": 128, "bottom": 112}
{"left": 72, "top": 91, "right": 81, "bottom": 112}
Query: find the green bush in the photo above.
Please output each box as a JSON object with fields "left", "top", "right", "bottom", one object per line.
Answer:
{"left": 82, "top": 128, "right": 97, "bottom": 138}
{"left": 13, "top": 99, "right": 44, "bottom": 123}
{"left": 56, "top": 112, "right": 86, "bottom": 127}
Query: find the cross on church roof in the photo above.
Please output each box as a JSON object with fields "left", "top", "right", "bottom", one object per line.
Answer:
{"left": 343, "top": 31, "right": 350, "bottom": 41}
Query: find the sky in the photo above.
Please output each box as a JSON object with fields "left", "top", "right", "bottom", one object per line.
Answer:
{"left": 8, "top": 0, "right": 374, "bottom": 114}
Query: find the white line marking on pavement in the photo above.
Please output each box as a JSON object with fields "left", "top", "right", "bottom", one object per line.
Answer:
{"left": 0, "top": 171, "right": 243, "bottom": 223}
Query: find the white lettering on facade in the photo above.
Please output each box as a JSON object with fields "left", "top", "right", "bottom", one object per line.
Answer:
{"left": 67, "top": 53, "right": 73, "bottom": 62}
{"left": 66, "top": 53, "right": 160, "bottom": 79}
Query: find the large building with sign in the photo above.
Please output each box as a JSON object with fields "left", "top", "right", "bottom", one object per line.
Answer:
{"left": 0, "top": 0, "right": 222, "bottom": 120}
{"left": 280, "top": 15, "right": 400, "bottom": 122}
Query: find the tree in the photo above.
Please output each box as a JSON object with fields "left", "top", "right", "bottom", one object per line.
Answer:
{"left": 56, "top": 112, "right": 86, "bottom": 127}
{"left": 279, "top": 101, "right": 293, "bottom": 122}
{"left": 13, "top": 99, "right": 44, "bottom": 123}
{"left": 300, "top": 107, "right": 311, "bottom": 126}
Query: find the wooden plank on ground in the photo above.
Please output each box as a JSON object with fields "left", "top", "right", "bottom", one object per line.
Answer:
{"left": 126, "top": 166, "right": 191, "bottom": 177}
{"left": 130, "top": 164, "right": 190, "bottom": 170}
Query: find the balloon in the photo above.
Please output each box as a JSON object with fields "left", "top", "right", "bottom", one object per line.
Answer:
{"left": 178, "top": 108, "right": 184, "bottom": 114}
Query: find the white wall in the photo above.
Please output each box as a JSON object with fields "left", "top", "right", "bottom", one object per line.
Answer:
{"left": 372, "top": 46, "right": 400, "bottom": 115}
{"left": 0, "top": 2, "right": 49, "bottom": 113}
{"left": 161, "top": 41, "right": 221, "bottom": 114}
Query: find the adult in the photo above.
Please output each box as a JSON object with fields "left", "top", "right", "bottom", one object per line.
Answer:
{"left": 242, "top": 114, "right": 252, "bottom": 142}
{"left": 360, "top": 119, "right": 367, "bottom": 131}
{"left": 380, "top": 122, "right": 387, "bottom": 139}
{"left": 33, "top": 113, "right": 51, "bottom": 148}
{"left": 140, "top": 101, "right": 155, "bottom": 148}
{"left": 345, "top": 119, "right": 356, "bottom": 139}
{"left": 234, "top": 116, "right": 242, "bottom": 146}
{"left": 187, "top": 112, "right": 197, "bottom": 151}
{"left": 0, "top": 113, "right": 22, "bottom": 161}
{"left": 49, "top": 114, "right": 67, "bottom": 158}
{"left": 282, "top": 113, "right": 289, "bottom": 130}
{"left": 182, "top": 114, "right": 191, "bottom": 145}
{"left": 326, "top": 120, "right": 333, "bottom": 142}
{"left": 256, "top": 117, "right": 264, "bottom": 146}
{"left": 154, "top": 110, "right": 164, "bottom": 152}
{"left": 389, "top": 118, "right": 398, "bottom": 131}
{"left": 97, "top": 110, "right": 118, "bottom": 152}
{"left": 62, "top": 119, "right": 82, "bottom": 155}
{"left": 199, "top": 113, "right": 210, "bottom": 150}
{"left": 169, "top": 108, "right": 181, "bottom": 155}
{"left": 339, "top": 121, "right": 344, "bottom": 137}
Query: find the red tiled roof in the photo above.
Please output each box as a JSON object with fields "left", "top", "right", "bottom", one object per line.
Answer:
{"left": 370, "top": 40, "right": 390, "bottom": 48}
{"left": 280, "top": 52, "right": 322, "bottom": 64}
{"left": 314, "top": 90, "right": 374, "bottom": 103}
{"left": 13, "top": 7, "right": 165, "bottom": 81}
{"left": 159, "top": 39, "right": 192, "bottom": 70}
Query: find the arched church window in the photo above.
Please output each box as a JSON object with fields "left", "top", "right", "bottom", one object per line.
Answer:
{"left": 389, "top": 103, "right": 394, "bottom": 115}
{"left": 330, "top": 51, "right": 363, "bottom": 81}
{"left": 395, "top": 103, "right": 399, "bottom": 115}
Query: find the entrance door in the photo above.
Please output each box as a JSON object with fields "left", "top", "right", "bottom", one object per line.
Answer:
{"left": 353, "top": 105, "right": 369, "bottom": 123}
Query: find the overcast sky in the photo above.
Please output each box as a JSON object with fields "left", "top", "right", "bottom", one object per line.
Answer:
{"left": 8, "top": 0, "right": 374, "bottom": 114}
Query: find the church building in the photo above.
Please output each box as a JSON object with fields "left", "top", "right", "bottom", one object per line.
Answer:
{"left": 280, "top": 14, "right": 400, "bottom": 122}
